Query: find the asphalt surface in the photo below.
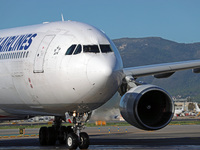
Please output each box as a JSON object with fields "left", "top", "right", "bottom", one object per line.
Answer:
{"left": 0, "top": 125, "right": 200, "bottom": 149}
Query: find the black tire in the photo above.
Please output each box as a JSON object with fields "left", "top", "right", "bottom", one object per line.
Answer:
{"left": 79, "top": 132, "right": 90, "bottom": 149}
{"left": 46, "top": 127, "right": 56, "bottom": 145}
{"left": 67, "top": 132, "right": 78, "bottom": 149}
{"left": 39, "top": 127, "right": 47, "bottom": 146}
{"left": 59, "top": 126, "right": 74, "bottom": 145}
{"left": 58, "top": 126, "right": 67, "bottom": 145}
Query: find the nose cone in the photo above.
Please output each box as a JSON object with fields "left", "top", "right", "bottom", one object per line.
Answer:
{"left": 86, "top": 55, "right": 116, "bottom": 88}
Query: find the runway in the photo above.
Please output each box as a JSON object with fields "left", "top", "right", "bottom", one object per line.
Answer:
{"left": 1, "top": 125, "right": 200, "bottom": 149}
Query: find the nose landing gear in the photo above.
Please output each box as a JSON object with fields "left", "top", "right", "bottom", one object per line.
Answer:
{"left": 66, "top": 112, "right": 91, "bottom": 149}
{"left": 39, "top": 111, "right": 92, "bottom": 149}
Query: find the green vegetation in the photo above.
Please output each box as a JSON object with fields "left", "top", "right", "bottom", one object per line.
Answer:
{"left": 169, "top": 120, "right": 200, "bottom": 125}
{"left": 0, "top": 122, "right": 129, "bottom": 129}
{"left": 1, "top": 120, "right": 200, "bottom": 129}
{"left": 0, "top": 124, "right": 50, "bottom": 129}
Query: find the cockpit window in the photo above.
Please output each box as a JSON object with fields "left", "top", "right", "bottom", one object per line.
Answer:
{"left": 65, "top": 45, "right": 76, "bottom": 55}
{"left": 73, "top": 44, "right": 82, "bottom": 55}
{"left": 83, "top": 45, "right": 100, "bottom": 53}
{"left": 100, "top": 45, "right": 113, "bottom": 53}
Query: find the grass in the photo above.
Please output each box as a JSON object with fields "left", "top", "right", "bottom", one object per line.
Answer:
{"left": 169, "top": 121, "right": 200, "bottom": 125}
{"left": 0, "top": 120, "right": 200, "bottom": 129}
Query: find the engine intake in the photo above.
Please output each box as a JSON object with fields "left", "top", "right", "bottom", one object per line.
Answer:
{"left": 119, "top": 84, "right": 174, "bottom": 130}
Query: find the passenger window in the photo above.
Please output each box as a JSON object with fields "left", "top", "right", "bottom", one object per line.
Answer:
{"left": 73, "top": 44, "right": 82, "bottom": 55}
{"left": 65, "top": 45, "right": 76, "bottom": 55}
{"left": 83, "top": 45, "right": 99, "bottom": 53}
{"left": 100, "top": 45, "right": 113, "bottom": 53}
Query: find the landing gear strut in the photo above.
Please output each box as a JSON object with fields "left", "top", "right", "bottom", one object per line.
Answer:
{"left": 39, "top": 112, "right": 92, "bottom": 149}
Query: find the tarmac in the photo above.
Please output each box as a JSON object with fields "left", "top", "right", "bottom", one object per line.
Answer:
{"left": 0, "top": 125, "right": 200, "bottom": 149}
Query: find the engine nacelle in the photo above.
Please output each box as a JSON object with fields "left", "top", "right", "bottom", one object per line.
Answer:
{"left": 120, "top": 84, "right": 174, "bottom": 130}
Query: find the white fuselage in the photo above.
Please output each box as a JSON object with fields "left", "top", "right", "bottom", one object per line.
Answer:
{"left": 0, "top": 21, "right": 124, "bottom": 120}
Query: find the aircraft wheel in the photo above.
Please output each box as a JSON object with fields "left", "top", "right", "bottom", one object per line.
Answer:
{"left": 39, "top": 127, "right": 47, "bottom": 145}
{"left": 67, "top": 132, "right": 78, "bottom": 149}
{"left": 59, "top": 126, "right": 67, "bottom": 145}
{"left": 46, "top": 127, "right": 56, "bottom": 145}
{"left": 79, "top": 132, "right": 90, "bottom": 149}
{"left": 59, "top": 126, "right": 74, "bottom": 144}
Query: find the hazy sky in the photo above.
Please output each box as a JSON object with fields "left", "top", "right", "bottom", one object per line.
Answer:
{"left": 0, "top": 0, "right": 200, "bottom": 43}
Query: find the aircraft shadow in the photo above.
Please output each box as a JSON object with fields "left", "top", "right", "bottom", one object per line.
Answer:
{"left": 0, "top": 137, "right": 200, "bottom": 147}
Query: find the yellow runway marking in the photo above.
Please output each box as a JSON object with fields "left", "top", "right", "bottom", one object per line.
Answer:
{"left": 31, "top": 134, "right": 36, "bottom": 137}
{"left": 0, "top": 134, "right": 39, "bottom": 139}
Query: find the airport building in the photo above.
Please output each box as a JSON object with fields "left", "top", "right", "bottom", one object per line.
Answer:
{"left": 173, "top": 97, "right": 200, "bottom": 117}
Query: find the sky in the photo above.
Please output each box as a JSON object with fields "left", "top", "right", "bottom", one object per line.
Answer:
{"left": 0, "top": 0, "right": 200, "bottom": 43}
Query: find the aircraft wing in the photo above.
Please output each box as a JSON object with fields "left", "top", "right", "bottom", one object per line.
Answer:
{"left": 123, "top": 59, "right": 200, "bottom": 78}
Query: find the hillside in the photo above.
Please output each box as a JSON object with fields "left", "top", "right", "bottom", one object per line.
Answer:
{"left": 113, "top": 37, "right": 200, "bottom": 102}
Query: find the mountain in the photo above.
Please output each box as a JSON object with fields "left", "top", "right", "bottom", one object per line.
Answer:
{"left": 113, "top": 37, "right": 200, "bottom": 102}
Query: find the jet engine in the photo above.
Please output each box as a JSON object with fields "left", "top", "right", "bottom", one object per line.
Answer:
{"left": 119, "top": 84, "right": 174, "bottom": 130}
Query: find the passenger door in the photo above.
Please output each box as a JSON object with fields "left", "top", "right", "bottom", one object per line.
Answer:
{"left": 33, "top": 35, "right": 55, "bottom": 73}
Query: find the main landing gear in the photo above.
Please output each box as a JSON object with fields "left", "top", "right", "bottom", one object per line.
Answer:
{"left": 39, "top": 112, "right": 92, "bottom": 149}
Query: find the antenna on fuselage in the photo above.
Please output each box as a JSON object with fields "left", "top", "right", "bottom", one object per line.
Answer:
{"left": 61, "top": 13, "right": 64, "bottom": 21}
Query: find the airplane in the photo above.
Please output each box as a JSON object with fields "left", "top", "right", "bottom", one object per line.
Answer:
{"left": 0, "top": 20, "right": 200, "bottom": 149}
{"left": 174, "top": 105, "right": 184, "bottom": 116}
{"left": 195, "top": 103, "right": 200, "bottom": 112}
